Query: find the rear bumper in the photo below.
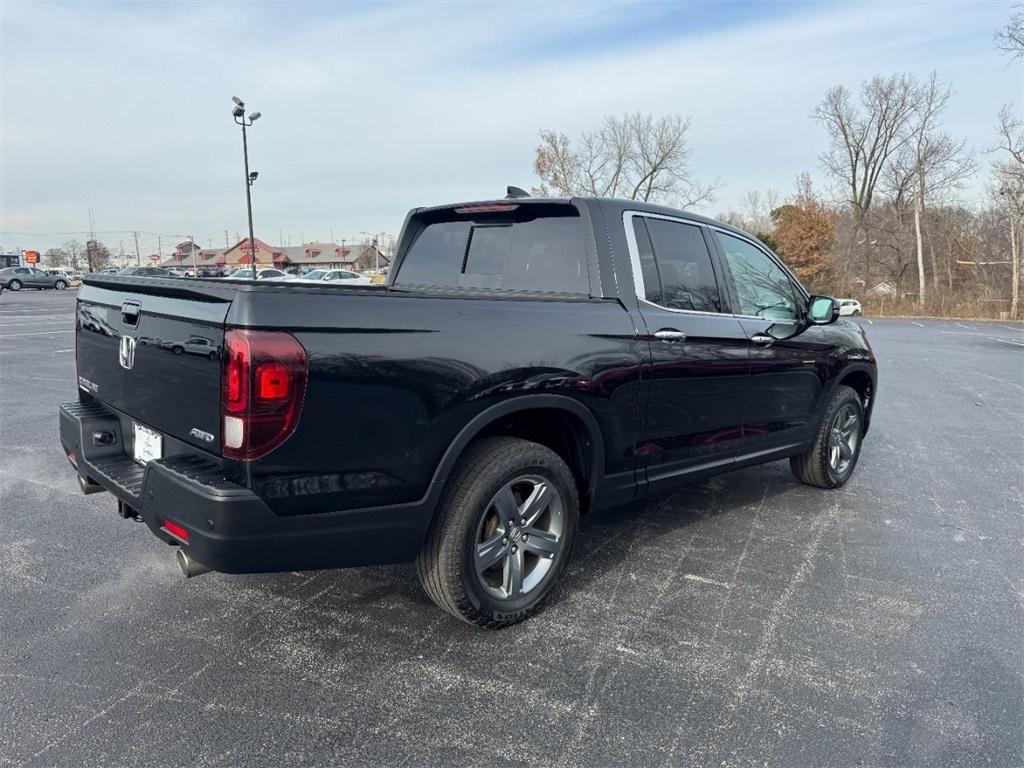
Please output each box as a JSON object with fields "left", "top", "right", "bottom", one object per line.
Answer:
{"left": 59, "top": 400, "right": 427, "bottom": 574}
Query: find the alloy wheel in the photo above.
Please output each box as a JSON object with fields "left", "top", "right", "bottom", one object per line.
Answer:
{"left": 473, "top": 475, "right": 565, "bottom": 600}
{"left": 828, "top": 403, "right": 860, "bottom": 475}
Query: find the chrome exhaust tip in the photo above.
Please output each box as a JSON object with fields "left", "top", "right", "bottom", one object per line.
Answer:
{"left": 78, "top": 474, "right": 105, "bottom": 495}
{"left": 176, "top": 549, "right": 210, "bottom": 579}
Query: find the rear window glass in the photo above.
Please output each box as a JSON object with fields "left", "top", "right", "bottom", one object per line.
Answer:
{"left": 395, "top": 206, "right": 589, "bottom": 294}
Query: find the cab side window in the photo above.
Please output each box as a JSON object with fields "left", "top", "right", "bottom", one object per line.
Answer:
{"left": 632, "top": 216, "right": 722, "bottom": 313}
{"left": 716, "top": 232, "right": 799, "bottom": 321}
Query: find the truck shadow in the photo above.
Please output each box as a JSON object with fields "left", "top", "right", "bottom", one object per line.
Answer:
{"left": 556, "top": 461, "right": 796, "bottom": 598}
{"left": 305, "top": 461, "right": 798, "bottom": 624}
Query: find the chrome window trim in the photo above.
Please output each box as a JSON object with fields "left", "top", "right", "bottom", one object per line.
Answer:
{"left": 622, "top": 210, "right": 731, "bottom": 318}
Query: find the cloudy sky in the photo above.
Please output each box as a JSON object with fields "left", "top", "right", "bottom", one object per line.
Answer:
{"left": 0, "top": 1, "right": 1019, "bottom": 256}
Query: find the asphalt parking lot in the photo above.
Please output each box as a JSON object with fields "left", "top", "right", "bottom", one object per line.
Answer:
{"left": 1, "top": 289, "right": 1022, "bottom": 768}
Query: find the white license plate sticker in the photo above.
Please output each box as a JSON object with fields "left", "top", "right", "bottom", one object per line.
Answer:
{"left": 133, "top": 422, "right": 162, "bottom": 466}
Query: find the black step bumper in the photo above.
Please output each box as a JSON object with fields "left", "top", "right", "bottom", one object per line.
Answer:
{"left": 59, "top": 400, "right": 426, "bottom": 574}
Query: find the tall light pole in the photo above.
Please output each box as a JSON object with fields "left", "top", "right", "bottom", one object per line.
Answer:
{"left": 232, "top": 97, "right": 261, "bottom": 279}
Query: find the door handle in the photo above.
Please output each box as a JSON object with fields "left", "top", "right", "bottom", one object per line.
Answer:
{"left": 750, "top": 333, "right": 774, "bottom": 347}
{"left": 653, "top": 329, "right": 687, "bottom": 342}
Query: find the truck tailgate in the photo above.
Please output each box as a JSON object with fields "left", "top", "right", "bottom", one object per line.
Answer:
{"left": 75, "top": 282, "right": 231, "bottom": 454}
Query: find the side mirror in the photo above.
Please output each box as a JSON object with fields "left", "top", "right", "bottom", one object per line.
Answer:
{"left": 807, "top": 295, "right": 839, "bottom": 325}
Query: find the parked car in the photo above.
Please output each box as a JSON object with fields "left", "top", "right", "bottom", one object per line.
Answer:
{"left": 169, "top": 335, "right": 220, "bottom": 359}
{"left": 60, "top": 194, "right": 877, "bottom": 627}
{"left": 44, "top": 267, "right": 82, "bottom": 286}
{"left": 838, "top": 299, "right": 863, "bottom": 316}
{"left": 222, "top": 267, "right": 291, "bottom": 280}
{"left": 117, "top": 266, "right": 168, "bottom": 277}
{"left": 276, "top": 268, "right": 372, "bottom": 286}
{"left": 1, "top": 266, "right": 71, "bottom": 290}
{"left": 197, "top": 266, "right": 227, "bottom": 278}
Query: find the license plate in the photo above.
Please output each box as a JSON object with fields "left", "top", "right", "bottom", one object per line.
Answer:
{"left": 133, "top": 422, "right": 163, "bottom": 466}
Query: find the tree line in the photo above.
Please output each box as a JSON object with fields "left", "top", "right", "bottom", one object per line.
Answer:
{"left": 533, "top": 12, "right": 1023, "bottom": 319}
{"left": 42, "top": 239, "right": 111, "bottom": 273}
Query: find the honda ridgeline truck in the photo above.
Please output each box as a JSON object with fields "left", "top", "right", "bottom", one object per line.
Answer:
{"left": 60, "top": 193, "right": 877, "bottom": 627}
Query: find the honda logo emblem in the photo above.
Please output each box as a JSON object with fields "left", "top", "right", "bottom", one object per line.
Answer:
{"left": 119, "top": 335, "right": 136, "bottom": 370}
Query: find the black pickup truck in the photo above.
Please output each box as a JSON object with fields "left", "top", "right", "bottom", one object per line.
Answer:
{"left": 60, "top": 195, "right": 876, "bottom": 627}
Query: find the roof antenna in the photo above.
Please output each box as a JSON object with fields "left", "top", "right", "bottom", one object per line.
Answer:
{"left": 505, "top": 186, "right": 531, "bottom": 199}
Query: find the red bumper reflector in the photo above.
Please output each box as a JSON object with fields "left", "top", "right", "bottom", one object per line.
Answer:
{"left": 68, "top": 451, "right": 78, "bottom": 467}
{"left": 162, "top": 519, "right": 189, "bottom": 542}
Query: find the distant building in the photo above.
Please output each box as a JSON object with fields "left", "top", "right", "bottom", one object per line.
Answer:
{"left": 159, "top": 239, "right": 389, "bottom": 272}
{"left": 280, "top": 243, "right": 387, "bottom": 271}
{"left": 866, "top": 281, "right": 897, "bottom": 297}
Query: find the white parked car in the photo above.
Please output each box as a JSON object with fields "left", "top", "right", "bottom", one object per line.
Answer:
{"left": 838, "top": 299, "right": 863, "bottom": 316}
{"left": 222, "top": 267, "right": 292, "bottom": 281}
{"left": 284, "top": 268, "right": 372, "bottom": 286}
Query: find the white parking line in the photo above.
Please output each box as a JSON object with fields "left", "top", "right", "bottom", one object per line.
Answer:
{"left": 994, "top": 338, "right": 1024, "bottom": 348}
{"left": 866, "top": 318, "right": 874, "bottom": 325}
{"left": 0, "top": 320, "right": 74, "bottom": 326}
{"left": 910, "top": 321, "right": 924, "bottom": 327}
{"left": 0, "top": 329, "right": 74, "bottom": 337}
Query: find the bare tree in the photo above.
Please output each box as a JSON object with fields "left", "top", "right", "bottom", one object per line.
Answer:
{"left": 813, "top": 74, "right": 924, "bottom": 282}
{"left": 995, "top": 4, "right": 1024, "bottom": 61}
{"left": 886, "top": 74, "right": 976, "bottom": 306}
{"left": 63, "top": 239, "right": 84, "bottom": 271}
{"left": 85, "top": 239, "right": 111, "bottom": 272}
{"left": 533, "top": 113, "right": 718, "bottom": 208}
{"left": 991, "top": 105, "right": 1024, "bottom": 318}
{"left": 43, "top": 247, "right": 70, "bottom": 267}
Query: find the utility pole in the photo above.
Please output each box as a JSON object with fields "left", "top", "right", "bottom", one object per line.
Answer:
{"left": 189, "top": 235, "right": 198, "bottom": 275}
{"left": 231, "top": 96, "right": 261, "bottom": 279}
{"left": 157, "top": 236, "right": 162, "bottom": 264}
{"left": 133, "top": 231, "right": 141, "bottom": 266}
{"left": 224, "top": 230, "right": 230, "bottom": 248}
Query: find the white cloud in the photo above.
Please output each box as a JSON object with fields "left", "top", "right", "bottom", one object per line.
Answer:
{"left": 0, "top": 1, "right": 1018, "bottom": 254}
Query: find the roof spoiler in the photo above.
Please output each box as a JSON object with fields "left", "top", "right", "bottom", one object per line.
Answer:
{"left": 505, "top": 186, "right": 531, "bottom": 199}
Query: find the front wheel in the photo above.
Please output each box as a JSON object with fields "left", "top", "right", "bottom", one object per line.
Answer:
{"left": 8, "top": 280, "right": 21, "bottom": 291}
{"left": 416, "top": 437, "right": 579, "bottom": 628}
{"left": 791, "top": 385, "right": 864, "bottom": 489}
{"left": 54, "top": 280, "right": 67, "bottom": 290}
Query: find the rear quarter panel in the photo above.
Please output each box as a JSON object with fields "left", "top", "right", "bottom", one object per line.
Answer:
{"left": 230, "top": 287, "right": 642, "bottom": 516}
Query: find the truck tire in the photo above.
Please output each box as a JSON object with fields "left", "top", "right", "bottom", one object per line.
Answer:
{"left": 790, "top": 385, "right": 864, "bottom": 489}
{"left": 8, "top": 279, "right": 21, "bottom": 291}
{"left": 416, "top": 436, "right": 579, "bottom": 628}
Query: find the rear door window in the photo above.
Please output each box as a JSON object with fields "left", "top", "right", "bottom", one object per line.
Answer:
{"left": 636, "top": 217, "right": 722, "bottom": 313}
{"left": 396, "top": 206, "right": 589, "bottom": 295}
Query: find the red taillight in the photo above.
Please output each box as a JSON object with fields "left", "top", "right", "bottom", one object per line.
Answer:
{"left": 221, "top": 329, "right": 308, "bottom": 460}
{"left": 256, "top": 363, "right": 291, "bottom": 401}
{"left": 162, "top": 519, "right": 189, "bottom": 542}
